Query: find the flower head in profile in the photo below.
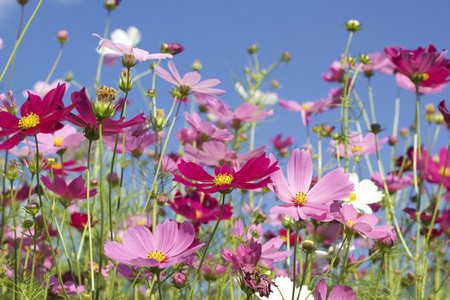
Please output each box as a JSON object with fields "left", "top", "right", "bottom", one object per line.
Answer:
{"left": 0, "top": 83, "right": 77, "bottom": 150}
{"left": 104, "top": 220, "right": 204, "bottom": 269}
{"left": 322, "top": 60, "right": 345, "bottom": 82}
{"left": 279, "top": 98, "right": 328, "bottom": 126}
{"left": 341, "top": 173, "right": 383, "bottom": 214}
{"left": 208, "top": 102, "right": 273, "bottom": 130}
{"left": 93, "top": 33, "right": 172, "bottom": 67}
{"left": 0, "top": 91, "right": 18, "bottom": 115}
{"left": 174, "top": 153, "right": 279, "bottom": 194}
{"left": 185, "top": 112, "right": 233, "bottom": 142}
{"left": 269, "top": 149, "right": 354, "bottom": 221}
{"left": 371, "top": 171, "right": 413, "bottom": 193}
{"left": 222, "top": 241, "right": 276, "bottom": 298}
{"left": 154, "top": 61, "right": 225, "bottom": 98}
{"left": 41, "top": 175, "right": 97, "bottom": 207}
{"left": 330, "top": 131, "right": 388, "bottom": 158}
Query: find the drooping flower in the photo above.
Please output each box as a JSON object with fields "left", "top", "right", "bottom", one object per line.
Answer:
{"left": 184, "top": 112, "right": 233, "bottom": 142}
{"left": 385, "top": 45, "right": 450, "bottom": 88}
{"left": 154, "top": 61, "right": 225, "bottom": 97}
{"left": 183, "top": 140, "right": 267, "bottom": 169}
{"left": 222, "top": 241, "right": 276, "bottom": 298}
{"left": 93, "top": 33, "right": 172, "bottom": 67}
{"left": 330, "top": 131, "right": 388, "bottom": 158}
{"left": 341, "top": 173, "right": 383, "bottom": 214}
{"left": 168, "top": 190, "right": 233, "bottom": 228}
{"left": 331, "top": 203, "right": 393, "bottom": 238}
{"left": 104, "top": 220, "right": 204, "bottom": 269}
{"left": 174, "top": 153, "right": 279, "bottom": 194}
{"left": 0, "top": 83, "right": 77, "bottom": 150}
{"left": 269, "top": 149, "right": 354, "bottom": 221}
{"left": 41, "top": 175, "right": 97, "bottom": 207}
{"left": 279, "top": 98, "right": 328, "bottom": 126}
{"left": 67, "top": 88, "right": 146, "bottom": 140}
{"left": 314, "top": 278, "right": 356, "bottom": 300}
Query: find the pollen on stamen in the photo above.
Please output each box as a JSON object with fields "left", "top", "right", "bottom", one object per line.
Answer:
{"left": 352, "top": 146, "right": 362, "bottom": 152}
{"left": 346, "top": 219, "right": 355, "bottom": 227}
{"left": 147, "top": 250, "right": 166, "bottom": 262}
{"left": 294, "top": 191, "right": 307, "bottom": 206}
{"left": 213, "top": 174, "right": 233, "bottom": 186}
{"left": 19, "top": 113, "right": 40, "bottom": 130}
{"left": 54, "top": 137, "right": 64, "bottom": 147}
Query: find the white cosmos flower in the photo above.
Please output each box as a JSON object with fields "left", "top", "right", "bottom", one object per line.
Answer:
{"left": 96, "top": 26, "right": 142, "bottom": 55}
{"left": 312, "top": 242, "right": 356, "bottom": 263}
{"left": 234, "top": 82, "right": 279, "bottom": 107}
{"left": 342, "top": 173, "right": 383, "bottom": 214}
{"left": 257, "top": 276, "right": 312, "bottom": 300}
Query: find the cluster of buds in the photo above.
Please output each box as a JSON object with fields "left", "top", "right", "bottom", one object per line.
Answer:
{"left": 312, "top": 124, "right": 335, "bottom": 138}
{"left": 92, "top": 86, "right": 116, "bottom": 122}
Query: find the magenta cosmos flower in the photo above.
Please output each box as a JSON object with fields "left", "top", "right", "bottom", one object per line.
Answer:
{"left": 269, "top": 149, "right": 354, "bottom": 221}
{"left": 385, "top": 45, "right": 450, "bottom": 88}
{"left": 93, "top": 33, "right": 172, "bottom": 67}
{"left": 104, "top": 220, "right": 204, "bottom": 269}
{"left": 174, "top": 153, "right": 279, "bottom": 194}
{"left": 41, "top": 175, "right": 97, "bottom": 207}
{"left": 438, "top": 100, "right": 450, "bottom": 125}
{"left": 0, "top": 83, "right": 77, "bottom": 150}
{"left": 331, "top": 203, "right": 393, "bottom": 238}
{"left": 67, "top": 88, "right": 146, "bottom": 139}
{"left": 154, "top": 61, "right": 225, "bottom": 97}
{"left": 314, "top": 278, "right": 356, "bottom": 300}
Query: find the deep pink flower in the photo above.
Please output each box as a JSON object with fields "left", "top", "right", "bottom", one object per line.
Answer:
{"left": 425, "top": 147, "right": 450, "bottom": 187}
{"left": 385, "top": 45, "right": 450, "bottom": 88}
{"left": 67, "top": 88, "right": 146, "bottom": 139}
{"left": 104, "top": 220, "right": 204, "bottom": 269}
{"left": 322, "top": 60, "right": 344, "bottom": 82}
{"left": 438, "top": 100, "right": 450, "bottom": 125}
{"left": 46, "top": 275, "right": 85, "bottom": 297}
{"left": 0, "top": 83, "right": 77, "bottom": 150}
{"left": 185, "top": 112, "right": 233, "bottom": 142}
{"left": 183, "top": 140, "right": 267, "bottom": 169}
{"left": 371, "top": 172, "right": 412, "bottom": 193}
{"left": 174, "top": 153, "right": 279, "bottom": 194}
{"left": 269, "top": 149, "right": 354, "bottom": 221}
{"left": 169, "top": 190, "right": 233, "bottom": 228}
{"left": 331, "top": 203, "right": 394, "bottom": 238}
{"left": 93, "top": 33, "right": 172, "bottom": 67}
{"left": 279, "top": 98, "right": 328, "bottom": 126}
{"left": 70, "top": 212, "right": 97, "bottom": 231}
{"left": 160, "top": 43, "right": 184, "bottom": 55}
{"left": 271, "top": 134, "right": 294, "bottom": 156}
{"left": 154, "top": 61, "right": 225, "bottom": 97}
{"left": 314, "top": 278, "right": 356, "bottom": 300}
{"left": 222, "top": 241, "right": 276, "bottom": 298}
{"left": 395, "top": 72, "right": 445, "bottom": 94}
{"left": 404, "top": 206, "right": 448, "bottom": 226}
{"left": 330, "top": 131, "right": 388, "bottom": 158}
{"left": 41, "top": 175, "right": 97, "bottom": 207}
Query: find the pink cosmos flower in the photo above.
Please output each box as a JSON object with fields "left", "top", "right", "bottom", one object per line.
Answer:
{"left": 175, "top": 127, "right": 200, "bottom": 145}
{"left": 67, "top": 88, "right": 146, "bottom": 139}
{"left": 395, "top": 72, "right": 445, "bottom": 94}
{"left": 222, "top": 241, "right": 276, "bottom": 298}
{"left": 322, "top": 60, "right": 344, "bottom": 82}
{"left": 185, "top": 112, "right": 233, "bottom": 142}
{"left": 208, "top": 102, "right": 273, "bottom": 129}
{"left": 271, "top": 134, "right": 294, "bottom": 157}
{"left": 22, "top": 79, "right": 71, "bottom": 98}
{"left": 359, "top": 52, "right": 395, "bottom": 77}
{"left": 169, "top": 190, "right": 233, "bottom": 229}
{"left": 0, "top": 83, "right": 78, "bottom": 150}
{"left": 279, "top": 98, "right": 328, "bottom": 126}
{"left": 371, "top": 172, "right": 413, "bottom": 193}
{"left": 183, "top": 140, "right": 267, "bottom": 169}
{"left": 154, "top": 61, "right": 225, "bottom": 97}
{"left": 46, "top": 276, "right": 85, "bottom": 297}
{"left": 103, "top": 220, "right": 204, "bottom": 269}
{"left": 31, "top": 124, "right": 85, "bottom": 155}
{"left": 174, "top": 153, "right": 279, "bottom": 194}
{"left": 42, "top": 159, "right": 87, "bottom": 177}
{"left": 70, "top": 212, "right": 97, "bottom": 231}
{"left": 93, "top": 33, "right": 172, "bottom": 67}
{"left": 426, "top": 147, "right": 450, "bottom": 187}
{"left": 330, "top": 131, "right": 388, "bottom": 158}
{"left": 385, "top": 45, "right": 450, "bottom": 88}
{"left": 331, "top": 203, "right": 394, "bottom": 238}
{"left": 438, "top": 100, "right": 450, "bottom": 125}
{"left": 0, "top": 91, "right": 18, "bottom": 114}
{"left": 314, "top": 278, "right": 356, "bottom": 300}
{"left": 269, "top": 149, "right": 354, "bottom": 221}
{"left": 41, "top": 175, "right": 97, "bottom": 207}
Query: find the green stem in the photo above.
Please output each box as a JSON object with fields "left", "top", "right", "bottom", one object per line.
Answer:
{"left": 296, "top": 252, "right": 310, "bottom": 300}
{"left": 96, "top": 123, "right": 106, "bottom": 300}
{"left": 85, "top": 140, "right": 96, "bottom": 294}
{"left": 291, "top": 222, "right": 300, "bottom": 300}
{"left": 10, "top": 181, "right": 17, "bottom": 300}
{"left": 374, "top": 253, "right": 385, "bottom": 300}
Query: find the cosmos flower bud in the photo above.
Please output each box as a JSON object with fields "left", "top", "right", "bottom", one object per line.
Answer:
{"left": 93, "top": 86, "right": 116, "bottom": 122}
{"left": 370, "top": 123, "right": 382, "bottom": 134}
{"left": 122, "top": 53, "right": 137, "bottom": 68}
{"left": 146, "top": 89, "right": 158, "bottom": 98}
{"left": 388, "top": 136, "right": 398, "bottom": 146}
{"left": 399, "top": 128, "right": 409, "bottom": 137}
{"left": 376, "top": 231, "right": 397, "bottom": 251}
{"left": 107, "top": 172, "right": 120, "bottom": 186}
{"left": 281, "top": 51, "right": 291, "bottom": 63}
{"left": 22, "top": 220, "right": 34, "bottom": 229}
{"left": 90, "top": 179, "right": 99, "bottom": 186}
{"left": 344, "top": 19, "right": 362, "bottom": 32}
{"left": 26, "top": 153, "right": 44, "bottom": 174}
{"left": 254, "top": 209, "right": 267, "bottom": 224}
{"left": 282, "top": 216, "right": 294, "bottom": 228}
{"left": 161, "top": 43, "right": 184, "bottom": 55}
{"left": 248, "top": 44, "right": 258, "bottom": 54}
{"left": 25, "top": 202, "right": 40, "bottom": 216}
{"left": 57, "top": 30, "right": 69, "bottom": 44}
{"left": 154, "top": 109, "right": 166, "bottom": 129}
{"left": 301, "top": 240, "right": 316, "bottom": 253}
{"left": 119, "top": 69, "right": 133, "bottom": 92}
{"left": 271, "top": 79, "right": 280, "bottom": 89}
{"left": 358, "top": 54, "right": 371, "bottom": 64}
{"left": 157, "top": 195, "right": 168, "bottom": 206}
{"left": 5, "top": 159, "right": 24, "bottom": 181}
{"left": 64, "top": 72, "right": 74, "bottom": 82}
{"left": 172, "top": 272, "right": 187, "bottom": 289}
{"left": 46, "top": 158, "right": 57, "bottom": 166}
{"left": 17, "top": 0, "right": 29, "bottom": 5}
{"left": 104, "top": 0, "right": 120, "bottom": 11}
{"left": 192, "top": 59, "right": 202, "bottom": 71}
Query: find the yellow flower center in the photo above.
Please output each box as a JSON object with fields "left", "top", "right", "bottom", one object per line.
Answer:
{"left": 213, "top": 174, "right": 233, "bottom": 186}
{"left": 195, "top": 210, "right": 202, "bottom": 219}
{"left": 422, "top": 73, "right": 429, "bottom": 81}
{"left": 294, "top": 191, "right": 307, "bottom": 206}
{"left": 302, "top": 104, "right": 311, "bottom": 110}
{"left": 52, "top": 163, "right": 62, "bottom": 169}
{"left": 280, "top": 235, "right": 288, "bottom": 243}
{"left": 439, "top": 167, "right": 450, "bottom": 177}
{"left": 352, "top": 146, "right": 362, "bottom": 152}
{"left": 348, "top": 192, "right": 357, "bottom": 202}
{"left": 19, "top": 113, "right": 40, "bottom": 130}
{"left": 53, "top": 137, "right": 64, "bottom": 147}
{"left": 138, "top": 221, "right": 145, "bottom": 225}
{"left": 346, "top": 219, "right": 355, "bottom": 227}
{"left": 147, "top": 250, "right": 166, "bottom": 262}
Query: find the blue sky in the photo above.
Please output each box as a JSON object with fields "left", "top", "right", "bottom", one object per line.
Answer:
{"left": 1, "top": 0, "right": 449, "bottom": 172}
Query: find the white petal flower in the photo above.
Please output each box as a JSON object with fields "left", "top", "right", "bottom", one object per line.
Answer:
{"left": 257, "top": 276, "right": 312, "bottom": 300}
{"left": 97, "top": 26, "right": 142, "bottom": 55}
{"left": 342, "top": 173, "right": 383, "bottom": 214}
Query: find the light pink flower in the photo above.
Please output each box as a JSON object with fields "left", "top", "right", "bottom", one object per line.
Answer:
{"left": 279, "top": 99, "right": 328, "bottom": 126}
{"left": 22, "top": 79, "right": 70, "bottom": 98}
{"left": 104, "top": 220, "right": 204, "bottom": 269}
{"left": 154, "top": 61, "right": 225, "bottom": 97}
{"left": 32, "top": 124, "right": 85, "bottom": 155}
{"left": 371, "top": 172, "right": 413, "bottom": 193}
{"left": 314, "top": 278, "right": 356, "bottom": 300}
{"left": 93, "top": 33, "right": 172, "bottom": 67}
{"left": 209, "top": 102, "right": 273, "bottom": 129}
{"left": 359, "top": 52, "right": 395, "bottom": 76}
{"left": 322, "top": 60, "right": 344, "bottom": 82}
{"left": 185, "top": 112, "right": 233, "bottom": 142}
{"left": 269, "top": 149, "right": 354, "bottom": 221}
{"left": 330, "top": 131, "right": 388, "bottom": 158}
